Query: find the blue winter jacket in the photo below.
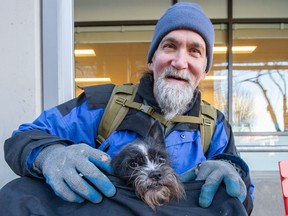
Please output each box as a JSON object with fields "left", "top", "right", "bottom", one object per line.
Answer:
{"left": 4, "top": 72, "right": 253, "bottom": 213}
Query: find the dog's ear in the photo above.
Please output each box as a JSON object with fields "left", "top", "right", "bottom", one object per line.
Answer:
{"left": 147, "top": 120, "right": 165, "bottom": 144}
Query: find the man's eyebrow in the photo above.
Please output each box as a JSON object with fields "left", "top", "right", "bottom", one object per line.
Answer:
{"left": 190, "top": 42, "right": 206, "bottom": 51}
{"left": 159, "top": 37, "right": 178, "bottom": 45}
{"left": 160, "top": 37, "right": 206, "bottom": 50}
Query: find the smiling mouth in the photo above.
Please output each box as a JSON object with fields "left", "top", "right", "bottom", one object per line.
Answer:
{"left": 166, "top": 75, "right": 188, "bottom": 83}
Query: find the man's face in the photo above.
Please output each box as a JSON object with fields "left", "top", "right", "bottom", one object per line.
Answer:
{"left": 148, "top": 29, "right": 207, "bottom": 87}
{"left": 148, "top": 30, "right": 208, "bottom": 120}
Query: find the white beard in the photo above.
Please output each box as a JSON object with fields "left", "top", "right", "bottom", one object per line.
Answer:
{"left": 154, "top": 68, "right": 197, "bottom": 121}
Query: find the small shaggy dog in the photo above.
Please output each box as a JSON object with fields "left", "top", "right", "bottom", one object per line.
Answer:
{"left": 111, "top": 121, "right": 185, "bottom": 210}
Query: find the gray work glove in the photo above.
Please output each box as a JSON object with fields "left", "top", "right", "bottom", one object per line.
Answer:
{"left": 33, "top": 144, "right": 116, "bottom": 203}
{"left": 179, "top": 160, "right": 247, "bottom": 208}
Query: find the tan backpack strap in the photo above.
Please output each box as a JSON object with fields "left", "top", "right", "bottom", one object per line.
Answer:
{"left": 97, "top": 85, "right": 216, "bottom": 155}
{"left": 115, "top": 98, "right": 210, "bottom": 129}
{"left": 171, "top": 115, "right": 203, "bottom": 124}
{"left": 96, "top": 84, "right": 138, "bottom": 146}
{"left": 199, "top": 100, "right": 217, "bottom": 154}
{"left": 115, "top": 99, "right": 170, "bottom": 126}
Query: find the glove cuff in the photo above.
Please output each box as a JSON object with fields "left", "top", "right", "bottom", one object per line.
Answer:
{"left": 32, "top": 144, "right": 65, "bottom": 175}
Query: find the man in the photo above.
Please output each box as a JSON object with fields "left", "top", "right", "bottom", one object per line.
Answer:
{"left": 2, "top": 2, "right": 253, "bottom": 215}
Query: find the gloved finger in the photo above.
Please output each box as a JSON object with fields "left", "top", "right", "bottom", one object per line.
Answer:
{"left": 179, "top": 167, "right": 197, "bottom": 182}
{"left": 88, "top": 152, "right": 113, "bottom": 175}
{"left": 223, "top": 174, "right": 241, "bottom": 197}
{"left": 224, "top": 176, "right": 247, "bottom": 202}
{"left": 64, "top": 171, "right": 104, "bottom": 203}
{"left": 198, "top": 170, "right": 223, "bottom": 208}
{"left": 77, "top": 161, "right": 116, "bottom": 197}
{"left": 238, "top": 180, "right": 247, "bottom": 203}
{"left": 44, "top": 174, "right": 85, "bottom": 203}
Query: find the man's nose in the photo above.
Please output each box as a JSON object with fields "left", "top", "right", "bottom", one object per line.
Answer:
{"left": 171, "top": 50, "right": 188, "bottom": 70}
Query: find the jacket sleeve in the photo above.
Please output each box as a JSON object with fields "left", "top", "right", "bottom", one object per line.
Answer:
{"left": 4, "top": 92, "right": 104, "bottom": 177}
{"left": 4, "top": 130, "right": 74, "bottom": 177}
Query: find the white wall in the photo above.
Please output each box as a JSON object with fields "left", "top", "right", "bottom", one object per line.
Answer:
{"left": 0, "top": 0, "right": 42, "bottom": 188}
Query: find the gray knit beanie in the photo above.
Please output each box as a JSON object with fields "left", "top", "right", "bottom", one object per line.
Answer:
{"left": 147, "top": 2, "right": 214, "bottom": 73}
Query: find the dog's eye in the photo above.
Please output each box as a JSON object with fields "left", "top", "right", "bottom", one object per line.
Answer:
{"left": 129, "top": 161, "right": 139, "bottom": 168}
{"left": 159, "top": 156, "right": 166, "bottom": 163}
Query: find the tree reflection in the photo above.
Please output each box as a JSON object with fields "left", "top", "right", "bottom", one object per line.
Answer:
{"left": 236, "top": 62, "right": 288, "bottom": 132}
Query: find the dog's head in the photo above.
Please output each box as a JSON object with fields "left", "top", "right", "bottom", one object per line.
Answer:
{"left": 111, "top": 120, "right": 167, "bottom": 183}
{"left": 111, "top": 120, "right": 185, "bottom": 210}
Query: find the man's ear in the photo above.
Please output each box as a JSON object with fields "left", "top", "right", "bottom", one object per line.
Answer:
{"left": 148, "top": 61, "right": 153, "bottom": 70}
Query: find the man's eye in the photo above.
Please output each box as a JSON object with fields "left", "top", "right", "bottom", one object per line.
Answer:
{"left": 190, "top": 47, "right": 203, "bottom": 57}
{"left": 191, "top": 48, "right": 200, "bottom": 54}
{"left": 163, "top": 43, "right": 175, "bottom": 49}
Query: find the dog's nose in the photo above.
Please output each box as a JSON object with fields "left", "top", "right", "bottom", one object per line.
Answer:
{"left": 149, "top": 171, "right": 162, "bottom": 181}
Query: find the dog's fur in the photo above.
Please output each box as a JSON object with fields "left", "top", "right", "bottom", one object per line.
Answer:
{"left": 111, "top": 121, "right": 185, "bottom": 210}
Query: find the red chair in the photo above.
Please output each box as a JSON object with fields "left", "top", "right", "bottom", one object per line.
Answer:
{"left": 279, "top": 160, "right": 288, "bottom": 216}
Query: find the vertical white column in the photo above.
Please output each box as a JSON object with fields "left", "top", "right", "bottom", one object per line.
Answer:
{"left": 42, "top": 0, "right": 74, "bottom": 109}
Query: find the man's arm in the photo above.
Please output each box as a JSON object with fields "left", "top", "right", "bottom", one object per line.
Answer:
{"left": 4, "top": 93, "right": 100, "bottom": 176}
{"left": 4, "top": 88, "right": 116, "bottom": 203}
{"left": 4, "top": 129, "right": 73, "bottom": 177}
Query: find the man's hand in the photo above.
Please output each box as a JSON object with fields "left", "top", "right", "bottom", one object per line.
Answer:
{"left": 179, "top": 160, "right": 246, "bottom": 208}
{"left": 33, "top": 144, "right": 116, "bottom": 203}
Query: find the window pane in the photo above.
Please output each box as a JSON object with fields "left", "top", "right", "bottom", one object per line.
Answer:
{"left": 74, "top": 0, "right": 172, "bottom": 22}
{"left": 232, "top": 24, "right": 288, "bottom": 132}
{"left": 233, "top": 0, "right": 288, "bottom": 19}
{"left": 179, "top": 0, "right": 227, "bottom": 19}
{"left": 74, "top": 26, "right": 152, "bottom": 96}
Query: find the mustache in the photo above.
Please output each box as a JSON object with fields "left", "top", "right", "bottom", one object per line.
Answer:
{"left": 161, "top": 68, "right": 192, "bottom": 84}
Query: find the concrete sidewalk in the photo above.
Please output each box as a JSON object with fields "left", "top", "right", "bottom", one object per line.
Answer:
{"left": 251, "top": 171, "right": 284, "bottom": 216}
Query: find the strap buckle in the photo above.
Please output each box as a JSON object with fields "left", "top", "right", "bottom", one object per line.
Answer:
{"left": 139, "top": 104, "right": 154, "bottom": 115}
{"left": 115, "top": 96, "right": 127, "bottom": 106}
{"left": 203, "top": 118, "right": 212, "bottom": 126}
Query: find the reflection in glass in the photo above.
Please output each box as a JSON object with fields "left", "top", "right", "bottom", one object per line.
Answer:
{"left": 232, "top": 24, "right": 288, "bottom": 132}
